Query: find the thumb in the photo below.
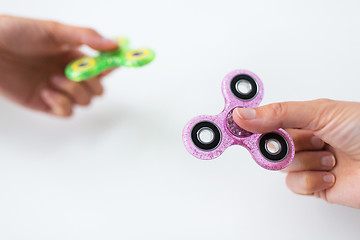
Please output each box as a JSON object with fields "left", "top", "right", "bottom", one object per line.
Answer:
{"left": 47, "top": 22, "right": 118, "bottom": 51}
{"left": 232, "top": 99, "right": 338, "bottom": 134}
{"left": 233, "top": 99, "right": 360, "bottom": 157}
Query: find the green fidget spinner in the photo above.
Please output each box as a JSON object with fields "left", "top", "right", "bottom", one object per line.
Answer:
{"left": 65, "top": 38, "right": 155, "bottom": 82}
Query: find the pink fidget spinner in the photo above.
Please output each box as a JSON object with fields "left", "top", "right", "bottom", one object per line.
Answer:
{"left": 182, "top": 70, "right": 295, "bottom": 170}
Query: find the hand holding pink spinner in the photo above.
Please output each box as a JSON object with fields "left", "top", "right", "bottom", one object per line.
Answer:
{"left": 182, "top": 70, "right": 294, "bottom": 170}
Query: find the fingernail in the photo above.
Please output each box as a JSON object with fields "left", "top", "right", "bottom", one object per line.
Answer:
{"left": 323, "top": 174, "right": 335, "bottom": 183}
{"left": 321, "top": 155, "right": 335, "bottom": 167}
{"left": 235, "top": 108, "right": 256, "bottom": 120}
{"left": 311, "top": 136, "right": 324, "bottom": 148}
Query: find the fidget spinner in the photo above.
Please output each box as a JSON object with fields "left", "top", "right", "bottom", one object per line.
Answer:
{"left": 65, "top": 38, "right": 155, "bottom": 82}
{"left": 182, "top": 70, "right": 294, "bottom": 170}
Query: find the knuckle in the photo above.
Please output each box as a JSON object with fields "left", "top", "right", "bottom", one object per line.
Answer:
{"left": 49, "top": 20, "right": 59, "bottom": 26}
{"left": 63, "top": 81, "right": 81, "bottom": 96}
{"left": 65, "top": 109, "right": 73, "bottom": 117}
{"left": 45, "top": 21, "right": 63, "bottom": 44}
{"left": 58, "top": 97, "right": 71, "bottom": 109}
{"left": 96, "top": 87, "right": 104, "bottom": 96}
{"left": 47, "top": 20, "right": 61, "bottom": 31}
{"left": 86, "top": 79, "right": 104, "bottom": 96}
{"left": 60, "top": 102, "right": 73, "bottom": 116}
{"left": 270, "top": 102, "right": 287, "bottom": 117}
{"left": 61, "top": 110, "right": 73, "bottom": 118}
{"left": 76, "top": 92, "right": 91, "bottom": 105}
{"left": 85, "top": 28, "right": 99, "bottom": 36}
{"left": 93, "top": 85, "right": 104, "bottom": 96}
{"left": 81, "top": 97, "right": 91, "bottom": 106}
{"left": 55, "top": 106, "right": 72, "bottom": 118}
{"left": 60, "top": 110, "right": 72, "bottom": 117}
{"left": 315, "top": 98, "right": 332, "bottom": 104}
{"left": 71, "top": 85, "right": 82, "bottom": 96}
{"left": 314, "top": 98, "right": 335, "bottom": 113}
{"left": 309, "top": 98, "right": 335, "bottom": 130}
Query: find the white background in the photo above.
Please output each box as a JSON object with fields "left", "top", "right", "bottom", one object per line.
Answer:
{"left": 1, "top": 0, "right": 360, "bottom": 239}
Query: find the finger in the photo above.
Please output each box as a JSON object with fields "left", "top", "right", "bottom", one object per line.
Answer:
{"left": 51, "top": 76, "right": 92, "bottom": 106}
{"left": 285, "top": 129, "right": 325, "bottom": 152}
{"left": 286, "top": 171, "right": 335, "bottom": 195}
{"left": 282, "top": 151, "right": 336, "bottom": 172}
{"left": 47, "top": 21, "right": 118, "bottom": 51}
{"left": 232, "top": 99, "right": 338, "bottom": 133}
{"left": 99, "top": 68, "right": 117, "bottom": 77}
{"left": 83, "top": 77, "right": 104, "bottom": 96}
{"left": 63, "top": 50, "right": 86, "bottom": 64}
{"left": 41, "top": 89, "right": 73, "bottom": 117}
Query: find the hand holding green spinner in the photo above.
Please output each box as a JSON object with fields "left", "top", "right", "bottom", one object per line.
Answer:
{"left": 65, "top": 38, "right": 155, "bottom": 82}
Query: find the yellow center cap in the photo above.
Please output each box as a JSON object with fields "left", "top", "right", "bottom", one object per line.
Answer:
{"left": 125, "top": 49, "right": 150, "bottom": 61}
{"left": 71, "top": 57, "right": 96, "bottom": 71}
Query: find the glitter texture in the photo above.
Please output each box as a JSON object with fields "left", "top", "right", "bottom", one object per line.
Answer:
{"left": 182, "top": 70, "right": 295, "bottom": 171}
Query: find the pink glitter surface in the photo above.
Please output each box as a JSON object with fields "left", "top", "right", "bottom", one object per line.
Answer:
{"left": 182, "top": 70, "right": 294, "bottom": 171}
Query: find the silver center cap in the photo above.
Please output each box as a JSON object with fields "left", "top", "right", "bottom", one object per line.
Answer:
{"left": 197, "top": 127, "right": 215, "bottom": 144}
{"left": 265, "top": 139, "right": 282, "bottom": 155}
{"left": 236, "top": 80, "right": 252, "bottom": 95}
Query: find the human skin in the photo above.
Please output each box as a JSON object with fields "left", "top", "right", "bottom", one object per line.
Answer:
{"left": 233, "top": 99, "right": 360, "bottom": 209}
{"left": 0, "top": 15, "right": 118, "bottom": 117}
